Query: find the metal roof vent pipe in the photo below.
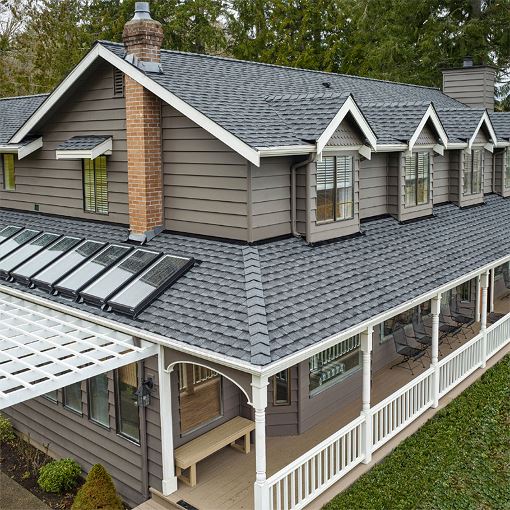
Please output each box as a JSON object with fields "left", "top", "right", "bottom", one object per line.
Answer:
{"left": 463, "top": 56, "right": 474, "bottom": 68}
{"left": 133, "top": 2, "right": 152, "bottom": 20}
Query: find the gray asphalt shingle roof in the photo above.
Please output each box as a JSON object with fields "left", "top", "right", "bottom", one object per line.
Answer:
{"left": 56, "top": 135, "right": 112, "bottom": 150}
{"left": 490, "top": 112, "right": 510, "bottom": 142}
{"left": 1, "top": 195, "right": 509, "bottom": 366}
{"left": 0, "top": 94, "right": 48, "bottom": 144}
{"left": 101, "top": 41, "right": 464, "bottom": 149}
{"left": 436, "top": 107, "right": 488, "bottom": 144}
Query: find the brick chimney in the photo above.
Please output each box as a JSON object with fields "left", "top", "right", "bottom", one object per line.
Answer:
{"left": 442, "top": 57, "right": 496, "bottom": 111}
{"left": 123, "top": 2, "right": 164, "bottom": 242}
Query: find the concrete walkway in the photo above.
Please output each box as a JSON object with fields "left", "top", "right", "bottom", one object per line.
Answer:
{"left": 0, "top": 472, "right": 50, "bottom": 510}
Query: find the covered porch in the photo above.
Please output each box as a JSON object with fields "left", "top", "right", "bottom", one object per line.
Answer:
{"left": 154, "top": 267, "right": 510, "bottom": 510}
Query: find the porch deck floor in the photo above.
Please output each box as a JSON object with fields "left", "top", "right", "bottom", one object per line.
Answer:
{"left": 161, "top": 293, "right": 510, "bottom": 510}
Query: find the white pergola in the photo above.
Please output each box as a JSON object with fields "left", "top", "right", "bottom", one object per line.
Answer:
{"left": 0, "top": 292, "right": 158, "bottom": 409}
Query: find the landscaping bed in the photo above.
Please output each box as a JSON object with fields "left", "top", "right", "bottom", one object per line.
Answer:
{"left": 0, "top": 437, "right": 82, "bottom": 509}
{"left": 324, "top": 354, "right": 510, "bottom": 510}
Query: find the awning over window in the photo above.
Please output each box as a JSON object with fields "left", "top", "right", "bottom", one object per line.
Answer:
{"left": 0, "top": 137, "right": 43, "bottom": 159}
{"left": 0, "top": 292, "right": 158, "bottom": 409}
{"left": 55, "top": 135, "right": 112, "bottom": 160}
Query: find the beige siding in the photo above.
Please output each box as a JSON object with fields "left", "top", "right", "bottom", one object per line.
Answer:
{"left": 3, "top": 359, "right": 159, "bottom": 508}
{"left": 442, "top": 67, "right": 495, "bottom": 110}
{"left": 162, "top": 104, "right": 249, "bottom": 241}
{"left": 494, "top": 148, "right": 510, "bottom": 198}
{"left": 359, "top": 153, "right": 388, "bottom": 219}
{"left": 449, "top": 150, "right": 461, "bottom": 204}
{"left": 326, "top": 115, "right": 363, "bottom": 146}
{"left": 387, "top": 152, "right": 400, "bottom": 218}
{"left": 484, "top": 149, "right": 493, "bottom": 194}
{"left": 266, "top": 366, "right": 299, "bottom": 436}
{"left": 433, "top": 151, "right": 450, "bottom": 204}
{"left": 415, "top": 122, "right": 438, "bottom": 145}
{"left": 0, "top": 61, "right": 128, "bottom": 224}
{"left": 251, "top": 157, "right": 292, "bottom": 241}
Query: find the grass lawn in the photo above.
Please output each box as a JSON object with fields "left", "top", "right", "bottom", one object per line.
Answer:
{"left": 323, "top": 355, "right": 510, "bottom": 510}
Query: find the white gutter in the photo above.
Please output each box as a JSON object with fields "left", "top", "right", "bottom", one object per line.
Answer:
{"left": 0, "top": 137, "right": 43, "bottom": 159}
{"left": 258, "top": 145, "right": 314, "bottom": 157}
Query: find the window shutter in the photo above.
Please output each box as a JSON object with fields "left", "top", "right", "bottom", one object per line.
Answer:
{"left": 83, "top": 159, "right": 95, "bottom": 212}
{"left": 95, "top": 156, "right": 109, "bottom": 214}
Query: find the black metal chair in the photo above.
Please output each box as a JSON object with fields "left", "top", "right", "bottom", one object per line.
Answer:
{"left": 438, "top": 312, "right": 462, "bottom": 348}
{"left": 449, "top": 298, "right": 476, "bottom": 336}
{"left": 391, "top": 327, "right": 426, "bottom": 375}
{"left": 411, "top": 316, "right": 434, "bottom": 354}
{"left": 487, "top": 311, "right": 505, "bottom": 325}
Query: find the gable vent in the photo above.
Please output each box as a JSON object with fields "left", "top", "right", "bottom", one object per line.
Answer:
{"left": 113, "top": 69, "right": 124, "bottom": 96}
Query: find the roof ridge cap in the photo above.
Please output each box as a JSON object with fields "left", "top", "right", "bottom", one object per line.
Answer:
{"left": 242, "top": 246, "right": 271, "bottom": 365}
{"left": 0, "top": 93, "right": 49, "bottom": 101}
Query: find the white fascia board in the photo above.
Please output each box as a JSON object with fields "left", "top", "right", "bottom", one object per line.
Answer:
{"left": 11, "top": 44, "right": 261, "bottom": 167}
{"left": 446, "top": 142, "right": 468, "bottom": 150}
{"left": 55, "top": 137, "right": 113, "bottom": 160}
{"left": 261, "top": 251, "right": 510, "bottom": 378}
{"left": 11, "top": 46, "right": 102, "bottom": 144}
{"left": 98, "top": 46, "right": 261, "bottom": 167}
{"left": 433, "top": 144, "right": 444, "bottom": 156}
{"left": 469, "top": 111, "right": 498, "bottom": 149}
{"left": 495, "top": 141, "right": 510, "bottom": 148}
{"left": 316, "top": 96, "right": 377, "bottom": 154}
{"left": 358, "top": 145, "right": 372, "bottom": 160}
{"left": 258, "top": 145, "right": 314, "bottom": 157}
{"left": 408, "top": 104, "right": 448, "bottom": 152}
{"left": 0, "top": 137, "right": 43, "bottom": 159}
{"left": 375, "top": 143, "right": 408, "bottom": 152}
{"left": 484, "top": 142, "right": 494, "bottom": 154}
{"left": 0, "top": 284, "right": 263, "bottom": 376}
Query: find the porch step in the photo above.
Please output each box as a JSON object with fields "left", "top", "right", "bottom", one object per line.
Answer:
{"left": 132, "top": 498, "right": 169, "bottom": 510}
{"left": 149, "top": 488, "right": 200, "bottom": 510}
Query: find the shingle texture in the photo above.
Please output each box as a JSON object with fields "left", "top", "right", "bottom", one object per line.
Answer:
{"left": 101, "top": 41, "right": 464, "bottom": 149}
{"left": 490, "top": 112, "right": 510, "bottom": 142}
{"left": 437, "top": 107, "right": 487, "bottom": 143}
{"left": 1, "top": 196, "right": 510, "bottom": 366}
{"left": 0, "top": 94, "right": 48, "bottom": 144}
{"left": 56, "top": 135, "right": 111, "bottom": 150}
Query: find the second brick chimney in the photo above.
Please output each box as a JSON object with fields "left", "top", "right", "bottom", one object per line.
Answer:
{"left": 123, "top": 2, "right": 164, "bottom": 242}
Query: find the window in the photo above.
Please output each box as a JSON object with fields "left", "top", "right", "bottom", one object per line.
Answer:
{"left": 316, "top": 155, "right": 354, "bottom": 222}
{"left": 273, "top": 369, "right": 291, "bottom": 406}
{"left": 115, "top": 363, "right": 140, "bottom": 443}
{"left": 43, "top": 390, "right": 58, "bottom": 403}
{"left": 63, "top": 382, "right": 82, "bottom": 413}
{"left": 1, "top": 153, "right": 15, "bottom": 191}
{"left": 381, "top": 301, "right": 431, "bottom": 342}
{"left": 404, "top": 152, "right": 430, "bottom": 207}
{"left": 458, "top": 281, "right": 472, "bottom": 302}
{"left": 178, "top": 364, "right": 222, "bottom": 434}
{"left": 88, "top": 373, "right": 110, "bottom": 427}
{"left": 463, "top": 149, "right": 483, "bottom": 195}
{"left": 113, "top": 69, "right": 124, "bottom": 96}
{"left": 309, "top": 336, "right": 360, "bottom": 395}
{"left": 505, "top": 149, "right": 510, "bottom": 190}
{"left": 83, "top": 156, "right": 108, "bottom": 214}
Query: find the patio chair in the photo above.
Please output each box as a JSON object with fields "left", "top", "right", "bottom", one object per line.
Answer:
{"left": 390, "top": 327, "right": 426, "bottom": 375}
{"left": 438, "top": 312, "right": 463, "bottom": 348}
{"left": 487, "top": 312, "right": 505, "bottom": 325}
{"left": 448, "top": 299, "right": 476, "bottom": 336}
{"left": 411, "top": 316, "right": 434, "bottom": 354}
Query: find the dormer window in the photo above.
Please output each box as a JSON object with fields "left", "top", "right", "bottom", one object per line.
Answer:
{"left": 1, "top": 153, "right": 15, "bottom": 191}
{"left": 316, "top": 155, "right": 354, "bottom": 222}
{"left": 404, "top": 152, "right": 430, "bottom": 207}
{"left": 464, "top": 149, "right": 483, "bottom": 195}
{"left": 83, "top": 156, "right": 108, "bottom": 214}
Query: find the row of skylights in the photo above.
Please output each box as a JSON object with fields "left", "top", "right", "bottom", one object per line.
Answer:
{"left": 0, "top": 226, "right": 194, "bottom": 318}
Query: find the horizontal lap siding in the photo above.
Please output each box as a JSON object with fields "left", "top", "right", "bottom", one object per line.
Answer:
{"left": 3, "top": 365, "right": 151, "bottom": 508}
{"left": 266, "top": 366, "right": 299, "bottom": 436}
{"left": 251, "top": 157, "right": 291, "bottom": 241}
{"left": 433, "top": 152, "right": 449, "bottom": 204}
{"left": 162, "top": 105, "right": 249, "bottom": 241}
{"left": 484, "top": 149, "right": 493, "bottom": 194}
{"left": 494, "top": 149, "right": 510, "bottom": 198}
{"left": 449, "top": 150, "right": 461, "bottom": 204}
{"left": 0, "top": 61, "right": 128, "bottom": 224}
{"left": 359, "top": 153, "right": 388, "bottom": 219}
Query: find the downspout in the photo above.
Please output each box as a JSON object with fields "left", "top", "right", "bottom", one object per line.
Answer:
{"left": 291, "top": 154, "right": 315, "bottom": 238}
{"left": 138, "top": 359, "right": 150, "bottom": 500}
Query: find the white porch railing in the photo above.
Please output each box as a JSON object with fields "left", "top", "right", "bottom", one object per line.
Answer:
{"left": 260, "top": 312, "right": 510, "bottom": 510}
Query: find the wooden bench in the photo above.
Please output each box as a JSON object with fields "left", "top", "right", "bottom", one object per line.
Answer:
{"left": 174, "top": 416, "right": 255, "bottom": 487}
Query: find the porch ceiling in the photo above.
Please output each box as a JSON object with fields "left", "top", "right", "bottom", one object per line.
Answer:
{"left": 0, "top": 292, "right": 158, "bottom": 409}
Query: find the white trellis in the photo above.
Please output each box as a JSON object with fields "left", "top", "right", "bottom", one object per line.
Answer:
{"left": 0, "top": 292, "right": 158, "bottom": 409}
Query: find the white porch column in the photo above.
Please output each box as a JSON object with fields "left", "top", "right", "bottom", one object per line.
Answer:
{"left": 252, "top": 374, "right": 269, "bottom": 510}
{"left": 360, "top": 326, "right": 373, "bottom": 464}
{"left": 475, "top": 276, "right": 481, "bottom": 322}
{"left": 158, "top": 345, "right": 178, "bottom": 495}
{"left": 431, "top": 293, "right": 441, "bottom": 408}
{"left": 480, "top": 271, "right": 489, "bottom": 368}
{"left": 489, "top": 268, "right": 495, "bottom": 313}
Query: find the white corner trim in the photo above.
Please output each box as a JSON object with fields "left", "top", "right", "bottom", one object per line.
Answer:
{"left": 316, "top": 96, "right": 377, "bottom": 155}
{"left": 0, "top": 137, "right": 43, "bottom": 159}
{"left": 11, "top": 43, "right": 261, "bottom": 167}
{"left": 408, "top": 104, "right": 448, "bottom": 152}
{"left": 55, "top": 137, "right": 113, "bottom": 160}
{"left": 469, "top": 111, "right": 498, "bottom": 149}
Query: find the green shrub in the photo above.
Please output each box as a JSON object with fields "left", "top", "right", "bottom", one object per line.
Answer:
{"left": 0, "top": 414, "right": 16, "bottom": 444}
{"left": 37, "top": 458, "right": 81, "bottom": 494}
{"left": 71, "top": 464, "right": 123, "bottom": 510}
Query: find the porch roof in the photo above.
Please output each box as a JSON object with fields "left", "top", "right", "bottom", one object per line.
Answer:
{"left": 0, "top": 292, "right": 158, "bottom": 409}
{"left": 1, "top": 195, "right": 510, "bottom": 367}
